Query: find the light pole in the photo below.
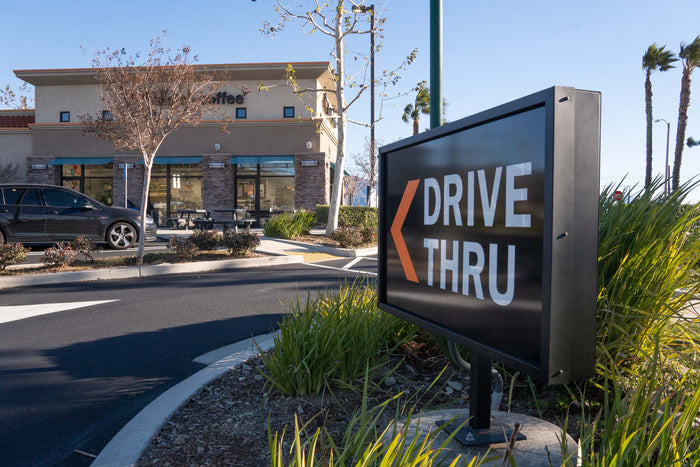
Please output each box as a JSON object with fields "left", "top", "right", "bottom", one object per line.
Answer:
{"left": 654, "top": 118, "right": 671, "bottom": 195}
{"left": 430, "top": 0, "right": 442, "bottom": 129}
{"left": 352, "top": 4, "right": 375, "bottom": 207}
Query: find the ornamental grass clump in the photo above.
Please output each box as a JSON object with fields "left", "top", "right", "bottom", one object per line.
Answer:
{"left": 258, "top": 280, "right": 416, "bottom": 397}
{"left": 573, "top": 346, "right": 700, "bottom": 466}
{"left": 269, "top": 388, "right": 485, "bottom": 467}
{"left": 264, "top": 210, "right": 316, "bottom": 239}
{"left": 596, "top": 179, "right": 700, "bottom": 381}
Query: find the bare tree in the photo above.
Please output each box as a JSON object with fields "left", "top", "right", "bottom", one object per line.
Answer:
{"left": 352, "top": 137, "right": 381, "bottom": 207}
{"left": 80, "top": 35, "right": 228, "bottom": 263}
{"left": 263, "top": 1, "right": 414, "bottom": 234}
{"left": 343, "top": 173, "right": 364, "bottom": 206}
{"left": 0, "top": 161, "right": 19, "bottom": 183}
{"left": 0, "top": 82, "right": 34, "bottom": 109}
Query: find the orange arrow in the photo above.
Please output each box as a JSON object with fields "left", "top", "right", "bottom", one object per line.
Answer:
{"left": 390, "top": 179, "right": 420, "bottom": 283}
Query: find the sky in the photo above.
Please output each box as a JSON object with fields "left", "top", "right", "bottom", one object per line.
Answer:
{"left": 2, "top": 0, "right": 700, "bottom": 200}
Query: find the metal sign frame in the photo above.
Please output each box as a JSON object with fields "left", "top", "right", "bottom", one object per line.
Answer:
{"left": 378, "top": 86, "right": 600, "bottom": 384}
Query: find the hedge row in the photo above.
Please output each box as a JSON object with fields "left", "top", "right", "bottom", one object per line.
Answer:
{"left": 315, "top": 205, "right": 378, "bottom": 229}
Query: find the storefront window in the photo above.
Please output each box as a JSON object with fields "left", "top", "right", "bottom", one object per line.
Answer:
{"left": 234, "top": 162, "right": 294, "bottom": 221}
{"left": 149, "top": 163, "right": 203, "bottom": 225}
{"left": 260, "top": 176, "right": 294, "bottom": 211}
{"left": 61, "top": 164, "right": 113, "bottom": 205}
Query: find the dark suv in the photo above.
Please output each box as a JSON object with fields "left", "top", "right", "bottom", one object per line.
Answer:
{"left": 0, "top": 184, "right": 157, "bottom": 249}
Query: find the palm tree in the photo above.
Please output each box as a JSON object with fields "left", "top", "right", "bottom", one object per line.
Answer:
{"left": 402, "top": 81, "right": 431, "bottom": 135}
{"left": 642, "top": 44, "right": 677, "bottom": 189}
{"left": 672, "top": 36, "right": 700, "bottom": 192}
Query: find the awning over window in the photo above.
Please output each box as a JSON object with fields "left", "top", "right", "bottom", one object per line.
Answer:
{"left": 49, "top": 157, "right": 114, "bottom": 165}
{"left": 138, "top": 156, "right": 203, "bottom": 165}
{"left": 229, "top": 156, "right": 295, "bottom": 167}
{"left": 330, "top": 162, "right": 350, "bottom": 176}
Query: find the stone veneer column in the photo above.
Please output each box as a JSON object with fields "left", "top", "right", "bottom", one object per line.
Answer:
{"left": 202, "top": 155, "right": 233, "bottom": 210}
{"left": 112, "top": 157, "right": 142, "bottom": 207}
{"left": 26, "top": 157, "right": 60, "bottom": 185}
{"left": 294, "top": 153, "right": 330, "bottom": 211}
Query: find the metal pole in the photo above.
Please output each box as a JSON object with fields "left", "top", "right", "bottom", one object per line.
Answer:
{"left": 430, "top": 0, "right": 443, "bottom": 129}
{"left": 664, "top": 121, "right": 670, "bottom": 195}
{"left": 124, "top": 164, "right": 128, "bottom": 207}
{"left": 369, "top": 5, "right": 376, "bottom": 207}
{"left": 469, "top": 352, "right": 492, "bottom": 430}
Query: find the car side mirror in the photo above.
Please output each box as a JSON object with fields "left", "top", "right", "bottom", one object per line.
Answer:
{"left": 81, "top": 203, "right": 97, "bottom": 210}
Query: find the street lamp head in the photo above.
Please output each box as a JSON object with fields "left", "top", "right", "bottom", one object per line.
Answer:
{"left": 352, "top": 4, "right": 373, "bottom": 13}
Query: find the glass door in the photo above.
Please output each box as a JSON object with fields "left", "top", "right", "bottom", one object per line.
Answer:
{"left": 236, "top": 177, "right": 258, "bottom": 216}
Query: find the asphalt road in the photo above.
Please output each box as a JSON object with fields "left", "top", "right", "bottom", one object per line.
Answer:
{"left": 0, "top": 259, "right": 376, "bottom": 466}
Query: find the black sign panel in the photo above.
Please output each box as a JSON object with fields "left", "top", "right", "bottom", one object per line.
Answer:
{"left": 378, "top": 87, "right": 600, "bottom": 384}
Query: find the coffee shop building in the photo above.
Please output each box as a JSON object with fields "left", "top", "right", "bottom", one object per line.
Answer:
{"left": 0, "top": 62, "right": 339, "bottom": 226}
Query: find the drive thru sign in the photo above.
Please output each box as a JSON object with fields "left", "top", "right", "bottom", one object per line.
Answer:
{"left": 378, "top": 87, "right": 600, "bottom": 385}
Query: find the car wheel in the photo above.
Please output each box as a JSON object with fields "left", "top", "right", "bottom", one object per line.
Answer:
{"left": 107, "top": 222, "right": 137, "bottom": 249}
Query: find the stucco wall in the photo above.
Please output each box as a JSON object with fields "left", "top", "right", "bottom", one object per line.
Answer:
{"left": 0, "top": 130, "right": 32, "bottom": 182}
{"left": 34, "top": 78, "right": 322, "bottom": 124}
{"left": 30, "top": 121, "right": 330, "bottom": 158}
{"left": 34, "top": 84, "right": 103, "bottom": 124}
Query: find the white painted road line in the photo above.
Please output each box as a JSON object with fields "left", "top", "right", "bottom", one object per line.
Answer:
{"left": 0, "top": 300, "right": 119, "bottom": 325}
{"left": 304, "top": 262, "right": 377, "bottom": 276}
{"left": 342, "top": 257, "right": 364, "bottom": 270}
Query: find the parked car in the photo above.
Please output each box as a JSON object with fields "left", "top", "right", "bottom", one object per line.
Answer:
{"left": 0, "top": 184, "right": 157, "bottom": 249}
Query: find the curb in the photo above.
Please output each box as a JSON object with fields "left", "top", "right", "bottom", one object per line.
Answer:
{"left": 0, "top": 255, "right": 303, "bottom": 290}
{"left": 260, "top": 237, "right": 377, "bottom": 258}
{"left": 92, "top": 332, "right": 278, "bottom": 467}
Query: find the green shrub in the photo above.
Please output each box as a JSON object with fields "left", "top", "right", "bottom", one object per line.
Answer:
{"left": 263, "top": 210, "right": 316, "bottom": 239}
{"left": 331, "top": 226, "right": 365, "bottom": 248}
{"left": 189, "top": 230, "right": 222, "bottom": 251}
{"left": 258, "top": 281, "right": 416, "bottom": 397}
{"left": 330, "top": 226, "right": 376, "bottom": 248}
{"left": 315, "top": 205, "right": 378, "bottom": 229}
{"left": 42, "top": 243, "right": 77, "bottom": 268}
{"left": 167, "top": 236, "right": 199, "bottom": 262}
{"left": 222, "top": 230, "right": 260, "bottom": 256}
{"left": 70, "top": 235, "right": 98, "bottom": 262}
{"left": 0, "top": 242, "right": 28, "bottom": 270}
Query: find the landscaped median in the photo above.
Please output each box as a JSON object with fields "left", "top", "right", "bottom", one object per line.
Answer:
{"left": 0, "top": 254, "right": 303, "bottom": 290}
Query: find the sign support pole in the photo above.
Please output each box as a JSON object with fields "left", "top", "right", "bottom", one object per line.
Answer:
{"left": 469, "top": 353, "right": 492, "bottom": 430}
{"left": 437, "top": 347, "right": 526, "bottom": 446}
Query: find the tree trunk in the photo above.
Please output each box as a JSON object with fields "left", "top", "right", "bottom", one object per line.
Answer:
{"left": 644, "top": 71, "right": 653, "bottom": 188}
{"left": 673, "top": 67, "right": 692, "bottom": 191}
{"left": 137, "top": 158, "right": 153, "bottom": 265}
{"left": 413, "top": 117, "right": 419, "bottom": 135}
{"left": 325, "top": 2, "right": 346, "bottom": 236}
